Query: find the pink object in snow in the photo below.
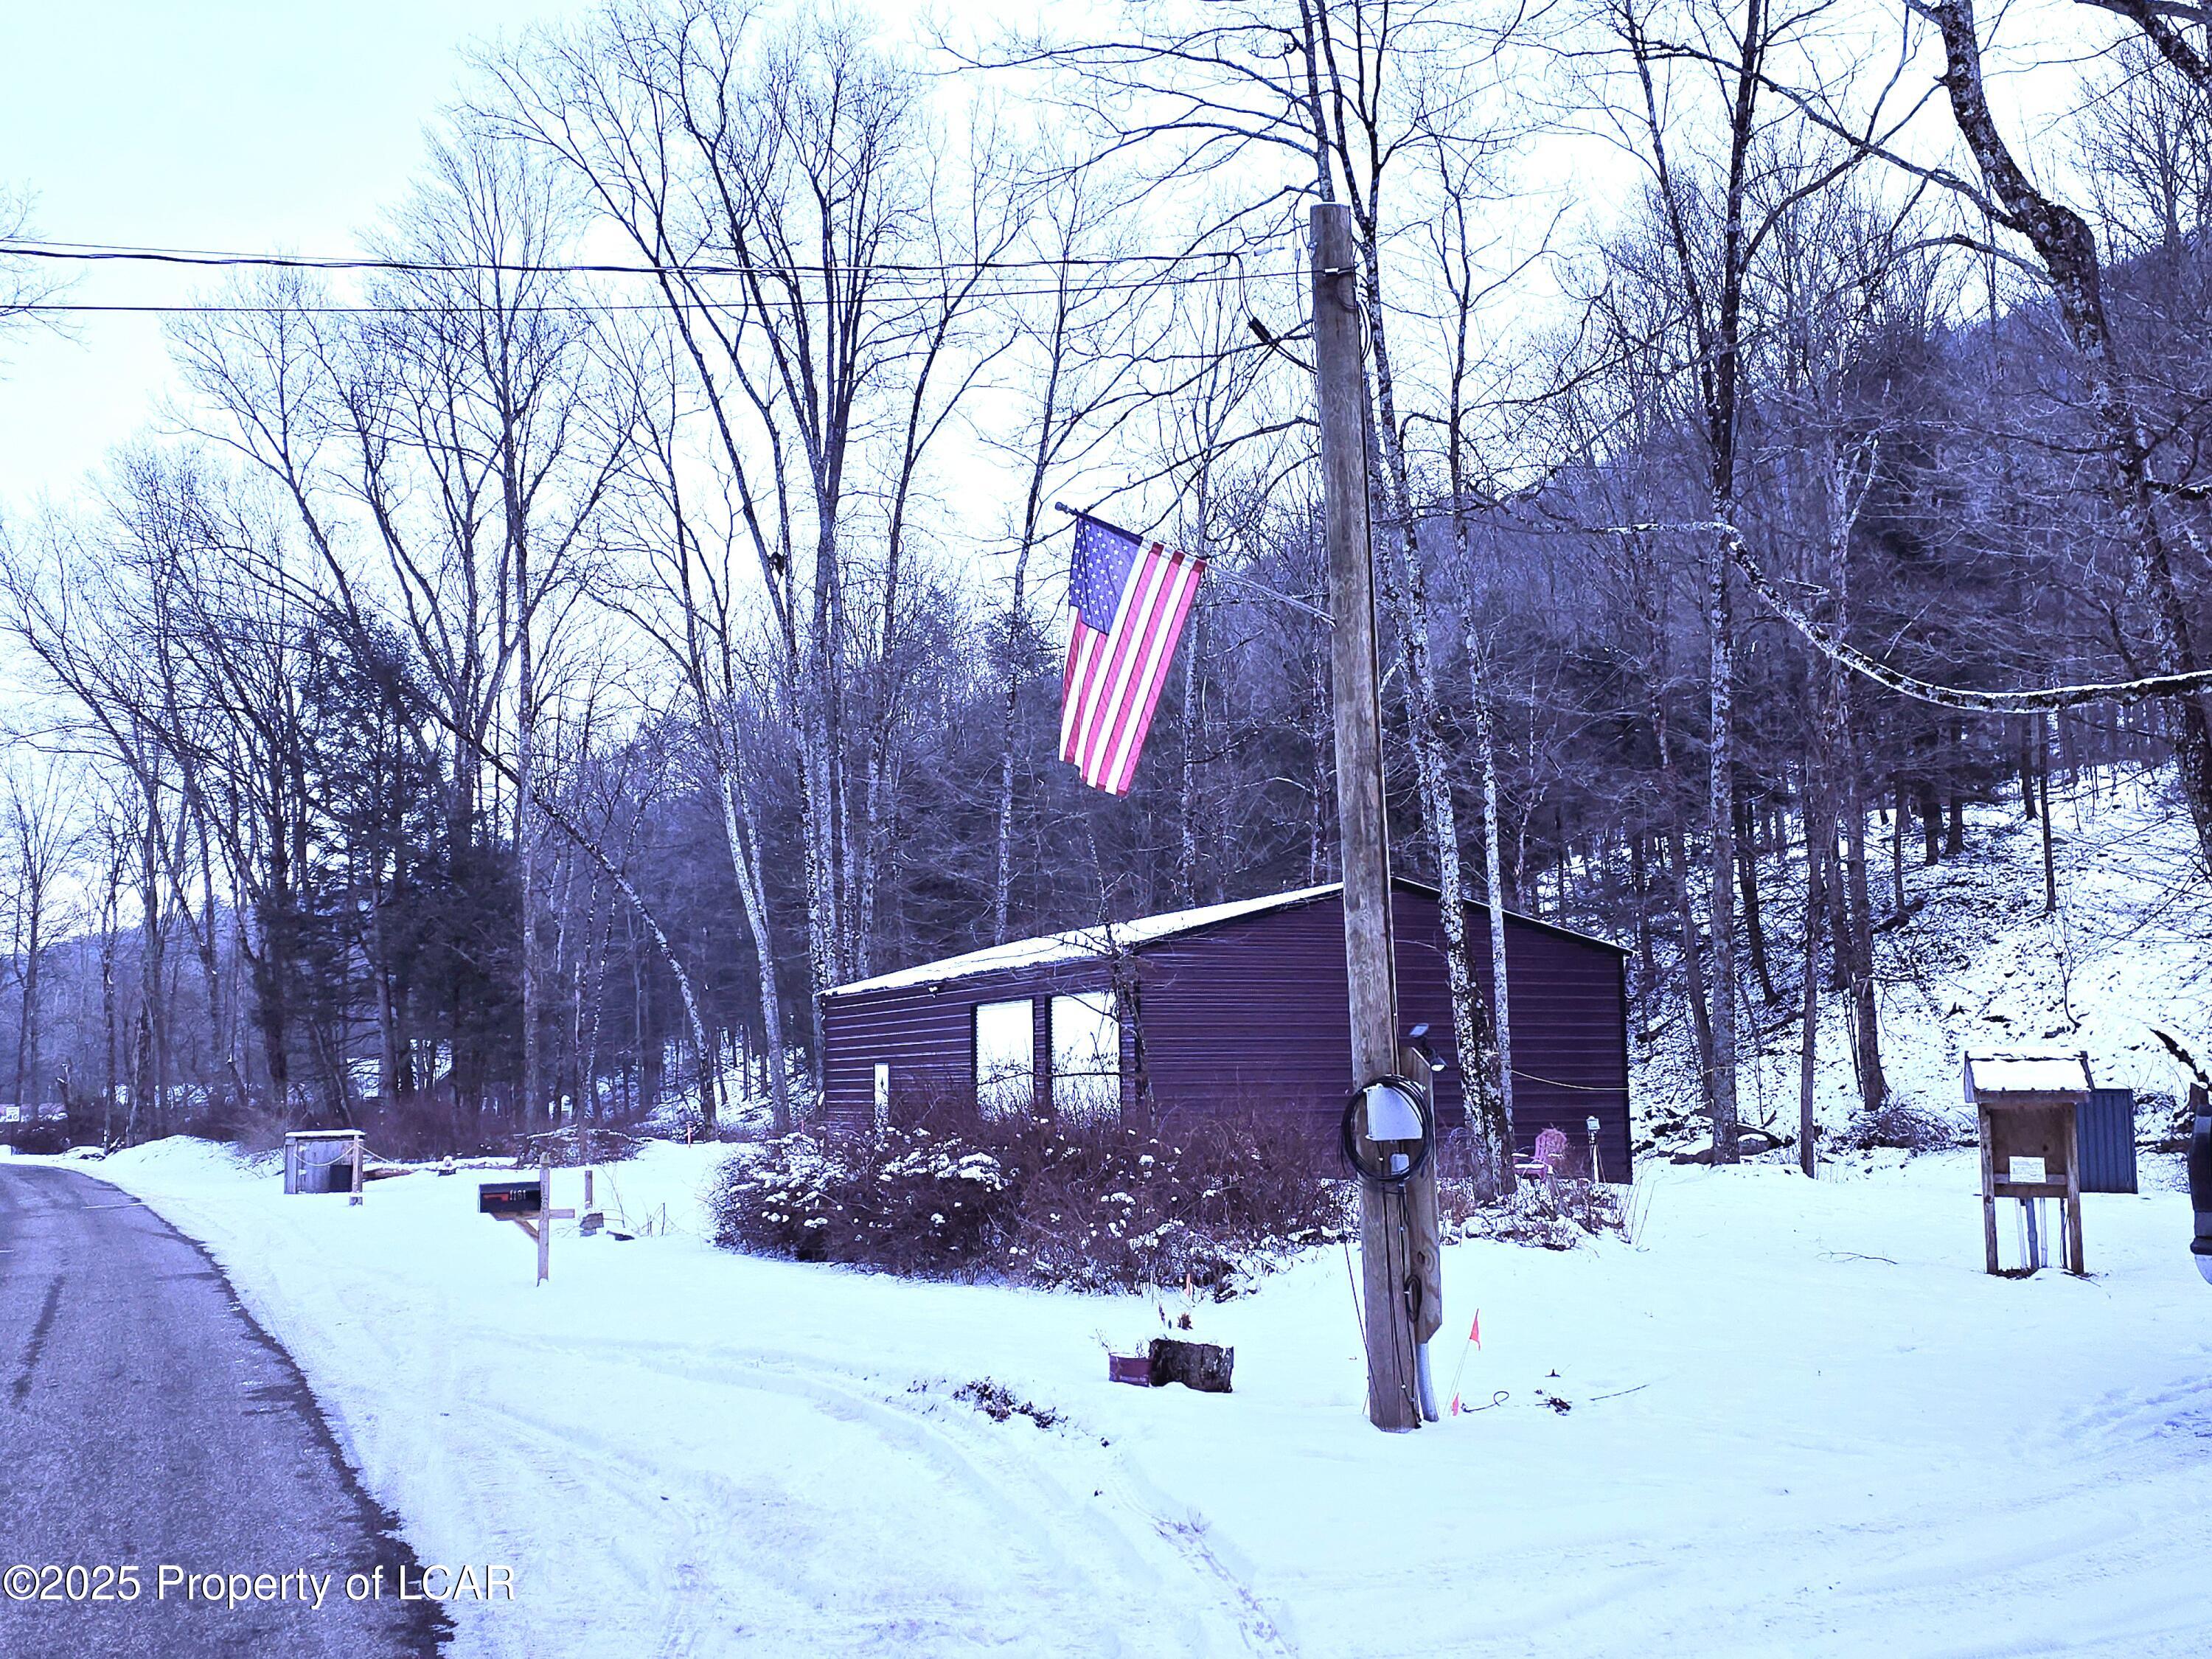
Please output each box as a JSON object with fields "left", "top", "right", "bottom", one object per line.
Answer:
{"left": 1516, "top": 1127, "right": 1571, "bottom": 1180}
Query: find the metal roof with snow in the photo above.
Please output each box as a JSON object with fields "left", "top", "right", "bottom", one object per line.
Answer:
{"left": 1964, "top": 1051, "right": 2094, "bottom": 1102}
{"left": 824, "top": 879, "right": 1624, "bottom": 999}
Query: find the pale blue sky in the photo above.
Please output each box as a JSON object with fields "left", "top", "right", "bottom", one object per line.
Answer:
{"left": 0, "top": 0, "right": 591, "bottom": 507}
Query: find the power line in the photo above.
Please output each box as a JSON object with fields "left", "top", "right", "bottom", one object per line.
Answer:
{"left": 12, "top": 274, "right": 1291, "bottom": 314}
{"left": 1, "top": 236, "right": 1298, "bottom": 284}
{"left": 4, "top": 245, "right": 1304, "bottom": 314}
{"left": 14, "top": 301, "right": 694, "bottom": 316}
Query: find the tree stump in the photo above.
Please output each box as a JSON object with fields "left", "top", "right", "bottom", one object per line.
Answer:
{"left": 1148, "top": 1337, "right": 1234, "bottom": 1394}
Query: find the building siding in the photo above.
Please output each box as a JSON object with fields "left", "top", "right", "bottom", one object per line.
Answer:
{"left": 2078, "top": 1088, "right": 2138, "bottom": 1195}
{"left": 820, "top": 957, "right": 1123, "bottom": 1126}
{"left": 1133, "top": 889, "right": 1630, "bottom": 1180}
{"left": 819, "top": 883, "right": 1632, "bottom": 1180}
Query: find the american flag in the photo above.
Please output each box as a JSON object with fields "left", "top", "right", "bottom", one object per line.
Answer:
{"left": 1060, "top": 512, "right": 1206, "bottom": 795}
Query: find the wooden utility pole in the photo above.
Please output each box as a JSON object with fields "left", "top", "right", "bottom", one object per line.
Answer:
{"left": 1312, "top": 201, "right": 1424, "bottom": 1432}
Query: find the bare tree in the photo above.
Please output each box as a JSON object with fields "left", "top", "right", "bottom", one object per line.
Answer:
{"left": 981, "top": 167, "right": 1164, "bottom": 942}
{"left": 0, "top": 185, "right": 67, "bottom": 355}
{"left": 2, "top": 758, "right": 74, "bottom": 1111}
{"left": 599, "top": 318, "right": 798, "bottom": 1128}
{"left": 487, "top": 1, "right": 999, "bottom": 1089}
{"left": 995, "top": 0, "right": 1534, "bottom": 1190}
{"left": 1589, "top": 0, "right": 1879, "bottom": 1155}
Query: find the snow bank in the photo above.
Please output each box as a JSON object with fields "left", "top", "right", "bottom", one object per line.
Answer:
{"left": 52, "top": 1134, "right": 2212, "bottom": 1657}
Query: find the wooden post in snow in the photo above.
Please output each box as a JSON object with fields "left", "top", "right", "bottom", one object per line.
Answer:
{"left": 1977, "top": 1102, "right": 2000, "bottom": 1275}
{"left": 349, "top": 1135, "right": 364, "bottom": 1207}
{"left": 537, "top": 1153, "right": 553, "bottom": 1285}
{"left": 493, "top": 1159, "right": 572, "bottom": 1284}
{"left": 1312, "top": 201, "right": 1422, "bottom": 1432}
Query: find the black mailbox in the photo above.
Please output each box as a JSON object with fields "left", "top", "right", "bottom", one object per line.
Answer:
{"left": 479, "top": 1180, "right": 543, "bottom": 1219}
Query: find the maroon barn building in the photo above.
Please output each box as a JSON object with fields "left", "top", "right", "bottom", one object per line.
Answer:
{"left": 819, "top": 880, "right": 1633, "bottom": 1180}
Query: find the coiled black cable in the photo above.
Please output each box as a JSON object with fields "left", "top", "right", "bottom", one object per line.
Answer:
{"left": 1340, "top": 1076, "right": 1436, "bottom": 1188}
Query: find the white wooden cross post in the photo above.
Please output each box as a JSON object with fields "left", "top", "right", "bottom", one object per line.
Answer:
{"left": 507, "top": 1153, "right": 577, "bottom": 1284}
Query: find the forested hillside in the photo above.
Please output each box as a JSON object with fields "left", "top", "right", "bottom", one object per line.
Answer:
{"left": 1632, "top": 768, "right": 2208, "bottom": 1158}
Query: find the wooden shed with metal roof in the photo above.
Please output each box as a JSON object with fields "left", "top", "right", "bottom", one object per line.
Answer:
{"left": 818, "top": 879, "right": 1632, "bottom": 1180}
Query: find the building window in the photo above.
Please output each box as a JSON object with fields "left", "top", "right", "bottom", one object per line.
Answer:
{"left": 872, "top": 1063, "right": 891, "bottom": 1132}
{"left": 1051, "top": 991, "right": 1121, "bottom": 1123}
{"left": 973, "top": 998, "right": 1035, "bottom": 1119}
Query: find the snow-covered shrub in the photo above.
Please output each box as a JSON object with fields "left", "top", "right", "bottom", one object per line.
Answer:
{"left": 950, "top": 1378, "right": 1062, "bottom": 1428}
{"left": 1845, "top": 1097, "right": 1959, "bottom": 1152}
{"left": 1433, "top": 1129, "right": 1635, "bottom": 1248}
{"left": 0, "top": 1119, "right": 72, "bottom": 1155}
{"left": 1441, "top": 1176, "right": 1632, "bottom": 1249}
{"left": 517, "top": 1124, "right": 646, "bottom": 1167}
{"left": 707, "top": 1110, "right": 1345, "bottom": 1293}
{"left": 706, "top": 1127, "right": 1009, "bottom": 1273}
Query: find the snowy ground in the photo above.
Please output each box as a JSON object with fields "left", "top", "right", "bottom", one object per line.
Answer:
{"left": 1632, "top": 768, "right": 2212, "bottom": 1147}
{"left": 44, "top": 1134, "right": 2212, "bottom": 1658}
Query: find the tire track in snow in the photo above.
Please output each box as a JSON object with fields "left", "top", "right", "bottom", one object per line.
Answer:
{"left": 481, "top": 1341, "right": 1154, "bottom": 1655}
{"left": 501, "top": 1330, "right": 1287, "bottom": 1656}
{"left": 465, "top": 1393, "right": 719, "bottom": 1659}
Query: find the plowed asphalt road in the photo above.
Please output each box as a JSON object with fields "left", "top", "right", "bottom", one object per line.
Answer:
{"left": 0, "top": 1161, "right": 448, "bottom": 1658}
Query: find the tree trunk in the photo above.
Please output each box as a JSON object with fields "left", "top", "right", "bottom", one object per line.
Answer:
{"left": 712, "top": 751, "right": 788, "bottom": 1134}
{"left": 1843, "top": 755, "right": 1887, "bottom": 1112}
{"left": 2039, "top": 712, "right": 2058, "bottom": 913}
{"left": 1926, "top": 0, "right": 2212, "bottom": 874}
{"left": 1736, "top": 786, "right": 1775, "bottom": 1004}
{"left": 1654, "top": 691, "right": 1717, "bottom": 1099}
{"left": 13, "top": 896, "right": 38, "bottom": 1112}
{"left": 1945, "top": 720, "right": 1966, "bottom": 856}
{"left": 1178, "top": 595, "right": 1207, "bottom": 906}
{"left": 1308, "top": 641, "right": 1332, "bottom": 886}
{"left": 1891, "top": 773, "right": 1908, "bottom": 915}
{"left": 1358, "top": 237, "right": 1510, "bottom": 1194}
{"left": 1799, "top": 796, "right": 1826, "bottom": 1178}
{"left": 1668, "top": 814, "right": 1717, "bottom": 1096}
{"left": 517, "top": 529, "right": 540, "bottom": 1133}
{"left": 1707, "top": 532, "right": 1742, "bottom": 1161}
{"left": 1470, "top": 658, "right": 1517, "bottom": 1160}
{"left": 1630, "top": 831, "right": 1658, "bottom": 1028}
{"left": 993, "top": 656, "right": 1021, "bottom": 942}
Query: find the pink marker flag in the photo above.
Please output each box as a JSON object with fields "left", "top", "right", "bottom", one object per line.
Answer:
{"left": 1447, "top": 1310, "right": 1484, "bottom": 1415}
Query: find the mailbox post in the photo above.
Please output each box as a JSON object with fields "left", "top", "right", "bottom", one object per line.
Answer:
{"left": 479, "top": 1154, "right": 576, "bottom": 1283}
